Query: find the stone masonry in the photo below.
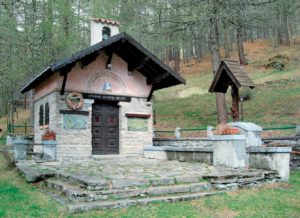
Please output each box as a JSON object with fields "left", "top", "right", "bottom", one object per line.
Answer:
{"left": 34, "top": 91, "right": 59, "bottom": 152}
{"left": 34, "top": 91, "right": 153, "bottom": 160}
{"left": 119, "top": 98, "right": 153, "bottom": 156}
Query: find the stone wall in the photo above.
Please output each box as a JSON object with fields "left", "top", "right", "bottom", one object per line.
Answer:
{"left": 145, "top": 137, "right": 292, "bottom": 181}
{"left": 33, "top": 91, "right": 59, "bottom": 152}
{"left": 55, "top": 92, "right": 94, "bottom": 160}
{"left": 153, "top": 138, "right": 212, "bottom": 147}
{"left": 34, "top": 91, "right": 153, "bottom": 160}
{"left": 119, "top": 98, "right": 153, "bottom": 156}
{"left": 263, "top": 137, "right": 300, "bottom": 170}
{"left": 248, "top": 147, "right": 292, "bottom": 181}
{"left": 144, "top": 146, "right": 213, "bottom": 164}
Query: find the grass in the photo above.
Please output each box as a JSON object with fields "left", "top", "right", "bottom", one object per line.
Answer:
{"left": 0, "top": 153, "right": 299, "bottom": 217}
{"left": 0, "top": 138, "right": 5, "bottom": 146}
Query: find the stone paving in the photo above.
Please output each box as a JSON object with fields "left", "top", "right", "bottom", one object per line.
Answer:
{"left": 16, "top": 157, "right": 279, "bottom": 213}
{"left": 16, "top": 157, "right": 276, "bottom": 187}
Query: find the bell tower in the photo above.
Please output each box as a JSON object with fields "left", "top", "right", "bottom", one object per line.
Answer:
{"left": 90, "top": 18, "right": 120, "bottom": 46}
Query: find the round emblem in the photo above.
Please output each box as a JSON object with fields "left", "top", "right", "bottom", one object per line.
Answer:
{"left": 66, "top": 92, "right": 84, "bottom": 110}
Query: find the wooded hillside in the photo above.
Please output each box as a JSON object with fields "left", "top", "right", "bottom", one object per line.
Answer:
{"left": 0, "top": 0, "right": 299, "bottom": 117}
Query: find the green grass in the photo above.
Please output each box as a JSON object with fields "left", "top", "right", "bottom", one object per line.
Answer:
{"left": 0, "top": 153, "right": 300, "bottom": 217}
{"left": 0, "top": 138, "right": 5, "bottom": 146}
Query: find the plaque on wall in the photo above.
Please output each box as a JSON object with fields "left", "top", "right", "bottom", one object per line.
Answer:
{"left": 63, "top": 114, "right": 87, "bottom": 129}
{"left": 82, "top": 93, "right": 131, "bottom": 102}
{"left": 127, "top": 117, "right": 148, "bottom": 131}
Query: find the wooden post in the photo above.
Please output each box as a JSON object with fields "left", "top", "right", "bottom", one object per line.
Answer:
{"left": 231, "top": 85, "right": 239, "bottom": 121}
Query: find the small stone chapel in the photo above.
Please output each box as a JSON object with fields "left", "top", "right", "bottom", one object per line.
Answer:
{"left": 21, "top": 18, "right": 185, "bottom": 160}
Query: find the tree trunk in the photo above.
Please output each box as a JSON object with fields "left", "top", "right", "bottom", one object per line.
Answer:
{"left": 63, "top": 1, "right": 71, "bottom": 39}
{"left": 237, "top": 26, "right": 248, "bottom": 65}
{"left": 223, "top": 25, "right": 230, "bottom": 58}
{"left": 282, "top": 12, "right": 290, "bottom": 45}
{"left": 209, "top": 1, "right": 228, "bottom": 124}
{"left": 276, "top": 7, "right": 283, "bottom": 45}
{"left": 249, "top": 28, "right": 254, "bottom": 43}
{"left": 174, "top": 45, "right": 180, "bottom": 73}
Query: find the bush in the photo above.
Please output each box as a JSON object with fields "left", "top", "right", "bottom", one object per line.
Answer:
{"left": 265, "top": 54, "right": 289, "bottom": 71}
{"left": 239, "top": 87, "right": 253, "bottom": 101}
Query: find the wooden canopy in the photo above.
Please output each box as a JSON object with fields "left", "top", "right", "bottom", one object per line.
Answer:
{"left": 209, "top": 60, "right": 255, "bottom": 93}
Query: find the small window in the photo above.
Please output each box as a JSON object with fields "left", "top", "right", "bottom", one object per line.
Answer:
{"left": 102, "top": 26, "right": 111, "bottom": 40}
{"left": 45, "top": 102, "right": 49, "bottom": 125}
{"left": 39, "top": 105, "right": 44, "bottom": 126}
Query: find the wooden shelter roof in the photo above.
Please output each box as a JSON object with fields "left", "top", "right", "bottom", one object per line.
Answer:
{"left": 21, "top": 32, "right": 185, "bottom": 94}
{"left": 209, "top": 60, "right": 255, "bottom": 93}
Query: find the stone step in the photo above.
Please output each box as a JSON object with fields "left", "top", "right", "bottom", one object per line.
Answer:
{"left": 67, "top": 191, "right": 223, "bottom": 213}
{"left": 55, "top": 173, "right": 205, "bottom": 191}
{"left": 46, "top": 179, "right": 212, "bottom": 202}
{"left": 204, "top": 170, "right": 279, "bottom": 185}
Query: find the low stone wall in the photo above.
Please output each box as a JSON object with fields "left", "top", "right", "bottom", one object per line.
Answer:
{"left": 153, "top": 138, "right": 212, "bottom": 147}
{"left": 144, "top": 146, "right": 213, "bottom": 165}
{"left": 263, "top": 137, "right": 300, "bottom": 170}
{"left": 247, "top": 147, "right": 292, "bottom": 181}
{"left": 145, "top": 139, "right": 292, "bottom": 181}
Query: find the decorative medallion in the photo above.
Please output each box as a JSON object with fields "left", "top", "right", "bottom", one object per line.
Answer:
{"left": 102, "top": 82, "right": 112, "bottom": 92}
{"left": 66, "top": 92, "right": 84, "bottom": 110}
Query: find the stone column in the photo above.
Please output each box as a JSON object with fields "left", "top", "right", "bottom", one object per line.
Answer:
{"left": 213, "top": 135, "right": 247, "bottom": 168}
{"left": 296, "top": 125, "right": 300, "bottom": 136}
{"left": 14, "top": 138, "right": 28, "bottom": 160}
{"left": 228, "top": 122, "right": 263, "bottom": 147}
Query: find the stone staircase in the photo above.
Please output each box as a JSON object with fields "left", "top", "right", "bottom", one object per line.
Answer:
{"left": 44, "top": 170, "right": 279, "bottom": 213}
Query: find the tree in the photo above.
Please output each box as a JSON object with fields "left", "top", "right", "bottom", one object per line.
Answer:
{"left": 209, "top": 0, "right": 228, "bottom": 124}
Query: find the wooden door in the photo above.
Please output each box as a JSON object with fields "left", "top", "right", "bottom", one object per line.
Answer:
{"left": 92, "top": 101, "right": 119, "bottom": 155}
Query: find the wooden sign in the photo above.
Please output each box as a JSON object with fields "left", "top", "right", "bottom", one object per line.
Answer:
{"left": 82, "top": 93, "right": 131, "bottom": 102}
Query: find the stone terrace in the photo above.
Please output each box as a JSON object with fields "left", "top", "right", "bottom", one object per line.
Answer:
{"left": 16, "top": 158, "right": 279, "bottom": 213}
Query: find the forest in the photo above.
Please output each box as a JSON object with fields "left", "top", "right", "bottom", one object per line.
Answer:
{"left": 0, "top": 0, "right": 299, "bottom": 118}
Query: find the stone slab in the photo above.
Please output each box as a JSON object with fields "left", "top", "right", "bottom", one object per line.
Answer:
{"left": 68, "top": 191, "right": 221, "bottom": 213}
{"left": 229, "top": 122, "right": 262, "bottom": 132}
{"left": 247, "top": 146, "right": 292, "bottom": 153}
{"left": 212, "top": 135, "right": 246, "bottom": 141}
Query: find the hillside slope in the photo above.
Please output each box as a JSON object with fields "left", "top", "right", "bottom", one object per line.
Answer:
{"left": 154, "top": 39, "right": 300, "bottom": 131}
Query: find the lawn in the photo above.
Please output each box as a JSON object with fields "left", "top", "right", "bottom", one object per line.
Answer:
{"left": 0, "top": 153, "right": 299, "bottom": 218}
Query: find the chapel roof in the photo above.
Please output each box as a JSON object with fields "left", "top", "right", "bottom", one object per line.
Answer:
{"left": 21, "top": 32, "right": 185, "bottom": 93}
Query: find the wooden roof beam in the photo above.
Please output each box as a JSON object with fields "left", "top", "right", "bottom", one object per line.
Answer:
{"left": 59, "top": 63, "right": 76, "bottom": 95}
{"left": 147, "top": 72, "right": 169, "bottom": 85}
{"left": 127, "top": 57, "right": 150, "bottom": 72}
{"left": 80, "top": 52, "right": 100, "bottom": 69}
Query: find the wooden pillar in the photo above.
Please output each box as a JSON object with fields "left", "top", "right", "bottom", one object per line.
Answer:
{"left": 231, "top": 85, "right": 239, "bottom": 121}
